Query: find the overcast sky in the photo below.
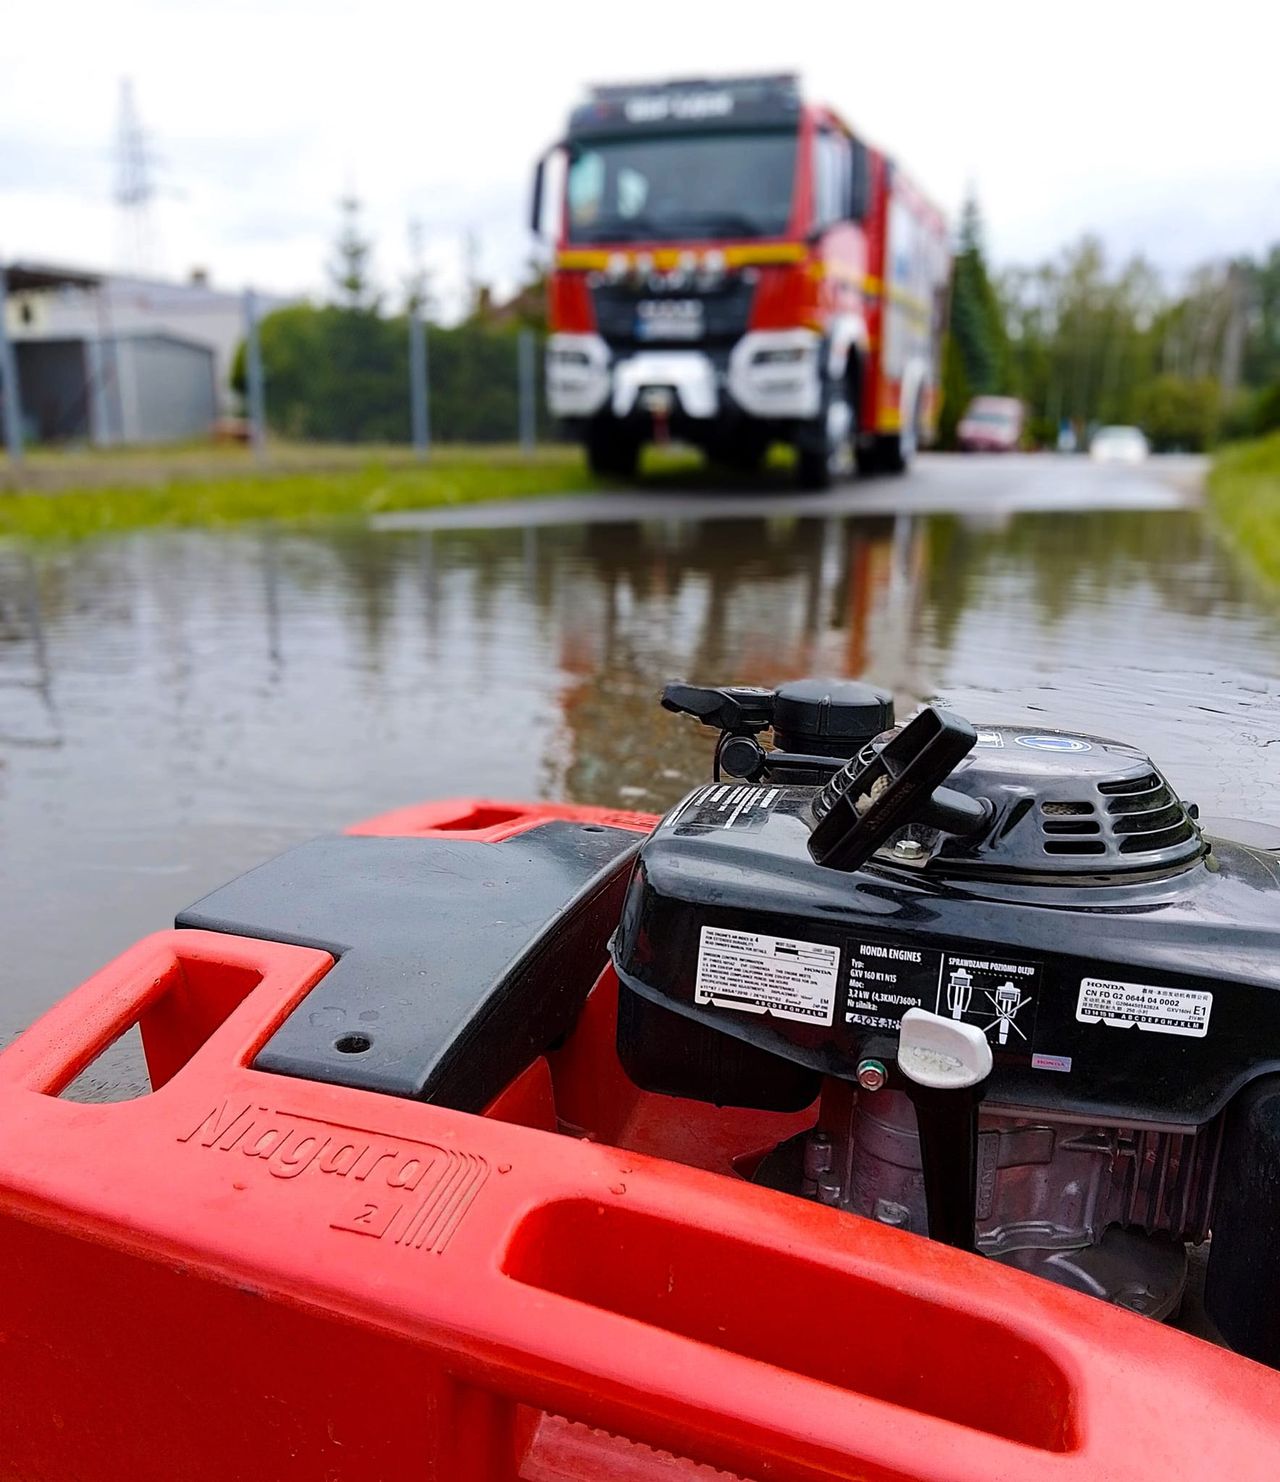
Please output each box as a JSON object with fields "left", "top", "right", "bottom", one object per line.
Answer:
{"left": 3, "top": 0, "right": 1276, "bottom": 317}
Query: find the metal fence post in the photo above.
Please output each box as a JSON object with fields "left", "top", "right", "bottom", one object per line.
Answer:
{"left": 243, "top": 288, "right": 266, "bottom": 461}
{"left": 410, "top": 308, "right": 430, "bottom": 457}
{"left": 0, "top": 265, "right": 25, "bottom": 468}
{"left": 517, "top": 328, "right": 536, "bottom": 455}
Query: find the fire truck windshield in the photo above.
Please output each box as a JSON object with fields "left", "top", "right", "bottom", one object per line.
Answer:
{"left": 566, "top": 129, "right": 797, "bottom": 243}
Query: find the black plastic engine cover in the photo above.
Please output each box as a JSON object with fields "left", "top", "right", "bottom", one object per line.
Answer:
{"left": 178, "top": 822, "right": 639, "bottom": 1111}
{"left": 610, "top": 781, "right": 1280, "bottom": 1126}
{"left": 1205, "top": 1073, "right": 1280, "bottom": 1365}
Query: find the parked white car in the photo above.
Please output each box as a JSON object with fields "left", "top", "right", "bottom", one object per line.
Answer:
{"left": 1090, "top": 426, "right": 1149, "bottom": 464}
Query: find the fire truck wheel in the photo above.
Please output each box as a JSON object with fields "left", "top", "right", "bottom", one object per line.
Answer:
{"left": 875, "top": 435, "right": 907, "bottom": 474}
{"left": 585, "top": 428, "right": 640, "bottom": 479}
{"left": 875, "top": 394, "right": 921, "bottom": 475}
{"left": 797, "top": 380, "right": 856, "bottom": 490}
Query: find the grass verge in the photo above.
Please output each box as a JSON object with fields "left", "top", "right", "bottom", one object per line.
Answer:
{"left": 0, "top": 445, "right": 601, "bottom": 541}
{"left": 1207, "top": 432, "right": 1280, "bottom": 588}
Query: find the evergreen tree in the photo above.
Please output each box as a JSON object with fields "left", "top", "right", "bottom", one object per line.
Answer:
{"left": 330, "top": 195, "right": 379, "bottom": 313}
{"left": 940, "top": 195, "right": 1008, "bottom": 444}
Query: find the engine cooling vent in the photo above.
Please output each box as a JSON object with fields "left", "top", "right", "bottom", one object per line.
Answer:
{"left": 1039, "top": 800, "right": 1105, "bottom": 857}
{"left": 1099, "top": 773, "right": 1199, "bottom": 855}
{"left": 1036, "top": 780, "right": 1198, "bottom": 866}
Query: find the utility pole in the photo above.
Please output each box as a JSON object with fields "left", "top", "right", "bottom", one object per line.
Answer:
{"left": 407, "top": 219, "right": 430, "bottom": 457}
{"left": 463, "top": 228, "right": 481, "bottom": 319}
{"left": 0, "top": 265, "right": 24, "bottom": 468}
{"left": 1220, "top": 263, "right": 1249, "bottom": 395}
{"left": 243, "top": 288, "right": 266, "bottom": 461}
{"left": 517, "top": 328, "right": 536, "bottom": 454}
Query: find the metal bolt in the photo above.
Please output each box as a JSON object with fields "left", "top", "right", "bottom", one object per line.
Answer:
{"left": 893, "top": 838, "right": 923, "bottom": 860}
{"left": 856, "top": 1058, "right": 888, "bottom": 1092}
{"left": 873, "top": 1198, "right": 912, "bottom": 1229}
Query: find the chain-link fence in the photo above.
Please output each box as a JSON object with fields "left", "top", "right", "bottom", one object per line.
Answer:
{"left": 0, "top": 265, "right": 556, "bottom": 469}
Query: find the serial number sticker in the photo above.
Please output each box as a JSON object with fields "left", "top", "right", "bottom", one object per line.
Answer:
{"left": 696, "top": 926, "right": 838, "bottom": 1026}
{"left": 1076, "top": 977, "right": 1212, "bottom": 1039}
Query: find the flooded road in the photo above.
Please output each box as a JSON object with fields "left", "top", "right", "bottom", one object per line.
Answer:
{"left": 1, "top": 454, "right": 1278, "bottom": 1073}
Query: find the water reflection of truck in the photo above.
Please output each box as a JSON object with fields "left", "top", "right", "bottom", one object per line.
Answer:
{"left": 531, "top": 74, "right": 951, "bottom": 488}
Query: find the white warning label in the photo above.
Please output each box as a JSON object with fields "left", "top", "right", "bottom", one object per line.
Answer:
{"left": 695, "top": 926, "right": 839, "bottom": 1026}
{"left": 1076, "top": 977, "right": 1212, "bottom": 1038}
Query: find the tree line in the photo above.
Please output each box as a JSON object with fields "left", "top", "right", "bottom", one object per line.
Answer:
{"left": 241, "top": 195, "right": 1279, "bottom": 453}
{"left": 234, "top": 198, "right": 551, "bottom": 444}
{"left": 944, "top": 198, "right": 1280, "bottom": 451}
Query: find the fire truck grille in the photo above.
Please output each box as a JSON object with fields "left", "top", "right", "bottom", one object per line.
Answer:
{"left": 591, "top": 278, "right": 755, "bottom": 350}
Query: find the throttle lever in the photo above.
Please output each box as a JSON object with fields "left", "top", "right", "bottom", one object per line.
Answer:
{"left": 660, "top": 681, "right": 776, "bottom": 735}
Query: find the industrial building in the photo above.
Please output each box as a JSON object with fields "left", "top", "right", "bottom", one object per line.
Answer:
{"left": 1, "top": 263, "right": 290, "bottom": 449}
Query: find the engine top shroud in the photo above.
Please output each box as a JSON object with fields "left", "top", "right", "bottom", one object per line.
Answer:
{"left": 611, "top": 722, "right": 1280, "bottom": 1127}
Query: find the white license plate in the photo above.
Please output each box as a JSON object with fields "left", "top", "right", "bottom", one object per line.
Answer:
{"left": 636, "top": 300, "right": 704, "bottom": 341}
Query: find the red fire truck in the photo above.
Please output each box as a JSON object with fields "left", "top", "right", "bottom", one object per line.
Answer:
{"left": 531, "top": 74, "right": 950, "bottom": 487}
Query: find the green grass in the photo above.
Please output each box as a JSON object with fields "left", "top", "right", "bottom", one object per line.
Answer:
{"left": 0, "top": 440, "right": 766, "bottom": 541}
{"left": 0, "top": 444, "right": 602, "bottom": 541}
{"left": 1207, "top": 432, "right": 1280, "bottom": 588}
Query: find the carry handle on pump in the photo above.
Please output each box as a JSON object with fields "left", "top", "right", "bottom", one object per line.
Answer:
{"left": 808, "top": 705, "right": 981, "bottom": 871}
{"left": 0, "top": 930, "right": 332, "bottom": 1097}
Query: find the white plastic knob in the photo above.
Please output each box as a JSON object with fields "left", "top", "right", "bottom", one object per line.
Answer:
{"left": 898, "top": 1008, "right": 993, "bottom": 1090}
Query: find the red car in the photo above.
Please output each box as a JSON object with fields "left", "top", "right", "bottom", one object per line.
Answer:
{"left": 957, "top": 395, "right": 1023, "bottom": 451}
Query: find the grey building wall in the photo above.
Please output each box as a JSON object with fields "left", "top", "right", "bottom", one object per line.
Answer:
{"left": 113, "top": 335, "right": 218, "bottom": 444}
{"left": 13, "top": 332, "right": 216, "bottom": 446}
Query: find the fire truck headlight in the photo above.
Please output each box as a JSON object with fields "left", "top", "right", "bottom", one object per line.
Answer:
{"left": 606, "top": 253, "right": 628, "bottom": 282}
{"left": 752, "top": 345, "right": 812, "bottom": 366}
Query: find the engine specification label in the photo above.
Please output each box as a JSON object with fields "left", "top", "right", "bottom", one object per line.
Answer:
{"left": 845, "top": 941, "right": 942, "bottom": 1032}
{"left": 695, "top": 926, "right": 839, "bottom": 1026}
{"left": 1076, "top": 977, "right": 1213, "bottom": 1038}
{"left": 844, "top": 938, "right": 1043, "bottom": 1055}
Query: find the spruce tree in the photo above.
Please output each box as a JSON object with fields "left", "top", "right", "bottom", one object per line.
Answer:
{"left": 330, "top": 195, "right": 379, "bottom": 313}
{"left": 941, "top": 195, "right": 1008, "bottom": 444}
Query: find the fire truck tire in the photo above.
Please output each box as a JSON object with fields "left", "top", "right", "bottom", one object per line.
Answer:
{"left": 797, "top": 379, "right": 856, "bottom": 490}
{"left": 874, "top": 394, "right": 921, "bottom": 475}
{"left": 874, "top": 435, "right": 908, "bottom": 474}
{"left": 585, "top": 428, "right": 640, "bottom": 480}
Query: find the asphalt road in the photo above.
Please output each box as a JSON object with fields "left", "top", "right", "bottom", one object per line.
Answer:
{"left": 373, "top": 452, "right": 1207, "bottom": 533}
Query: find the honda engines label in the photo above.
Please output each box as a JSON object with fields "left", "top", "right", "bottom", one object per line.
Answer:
{"left": 696, "top": 926, "right": 839, "bottom": 1026}
{"left": 1076, "top": 977, "right": 1213, "bottom": 1038}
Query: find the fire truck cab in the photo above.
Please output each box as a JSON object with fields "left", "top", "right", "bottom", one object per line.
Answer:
{"left": 531, "top": 74, "right": 950, "bottom": 488}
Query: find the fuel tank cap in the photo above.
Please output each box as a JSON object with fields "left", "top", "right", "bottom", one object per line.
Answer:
{"left": 772, "top": 678, "right": 894, "bottom": 757}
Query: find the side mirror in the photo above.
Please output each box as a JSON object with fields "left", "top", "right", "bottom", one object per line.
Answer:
{"left": 849, "top": 140, "right": 871, "bottom": 223}
{"left": 530, "top": 140, "right": 568, "bottom": 239}
{"left": 530, "top": 153, "right": 547, "bottom": 237}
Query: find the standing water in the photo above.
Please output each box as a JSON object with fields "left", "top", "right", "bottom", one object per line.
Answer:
{"left": 1, "top": 480, "right": 1278, "bottom": 1094}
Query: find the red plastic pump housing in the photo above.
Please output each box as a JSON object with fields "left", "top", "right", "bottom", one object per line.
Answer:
{"left": 1, "top": 799, "right": 1279, "bottom": 1480}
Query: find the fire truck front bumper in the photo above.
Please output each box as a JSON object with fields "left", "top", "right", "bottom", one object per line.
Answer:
{"left": 546, "top": 335, "right": 613, "bottom": 418}
{"left": 547, "top": 331, "right": 825, "bottom": 426}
